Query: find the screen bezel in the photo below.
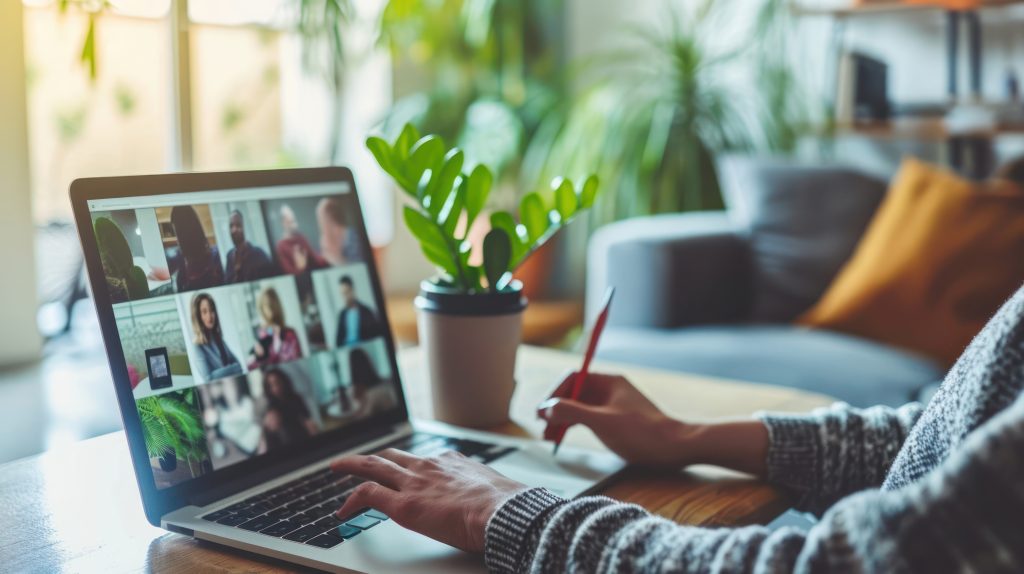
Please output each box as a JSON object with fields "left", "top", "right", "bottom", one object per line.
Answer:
{"left": 71, "top": 167, "right": 410, "bottom": 525}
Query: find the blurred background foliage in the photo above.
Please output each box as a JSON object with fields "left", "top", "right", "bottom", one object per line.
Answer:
{"left": 534, "top": 0, "right": 809, "bottom": 224}
{"left": 372, "top": 0, "right": 809, "bottom": 222}
{"left": 56, "top": 0, "right": 810, "bottom": 224}
{"left": 377, "top": 0, "right": 567, "bottom": 207}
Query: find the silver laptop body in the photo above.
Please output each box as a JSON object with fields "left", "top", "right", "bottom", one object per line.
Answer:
{"left": 71, "top": 167, "right": 623, "bottom": 574}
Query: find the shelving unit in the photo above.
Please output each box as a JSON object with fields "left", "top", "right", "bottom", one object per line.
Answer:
{"left": 792, "top": 0, "right": 1023, "bottom": 16}
{"left": 793, "top": 0, "right": 1024, "bottom": 178}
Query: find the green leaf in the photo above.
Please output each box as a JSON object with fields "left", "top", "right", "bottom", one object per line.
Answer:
{"left": 394, "top": 123, "right": 420, "bottom": 160}
{"left": 365, "top": 137, "right": 391, "bottom": 170}
{"left": 440, "top": 177, "right": 467, "bottom": 238}
{"left": 483, "top": 228, "right": 512, "bottom": 292}
{"left": 490, "top": 212, "right": 528, "bottom": 266}
{"left": 81, "top": 15, "right": 97, "bottom": 81}
{"left": 579, "top": 175, "right": 600, "bottom": 208}
{"left": 367, "top": 137, "right": 396, "bottom": 176}
{"left": 403, "top": 206, "right": 457, "bottom": 278}
{"left": 426, "top": 149, "right": 464, "bottom": 220}
{"left": 367, "top": 136, "right": 413, "bottom": 193}
{"left": 520, "top": 192, "right": 548, "bottom": 244}
{"left": 406, "top": 136, "right": 445, "bottom": 196}
{"left": 416, "top": 169, "right": 433, "bottom": 204}
{"left": 464, "top": 165, "right": 492, "bottom": 235}
{"left": 553, "top": 177, "right": 578, "bottom": 221}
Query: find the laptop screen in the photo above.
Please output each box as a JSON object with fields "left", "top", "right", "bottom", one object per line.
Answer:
{"left": 86, "top": 181, "right": 400, "bottom": 490}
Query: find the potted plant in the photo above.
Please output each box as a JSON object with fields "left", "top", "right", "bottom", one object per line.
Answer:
{"left": 367, "top": 123, "right": 599, "bottom": 427}
{"left": 137, "top": 392, "right": 209, "bottom": 479}
{"left": 531, "top": 0, "right": 807, "bottom": 226}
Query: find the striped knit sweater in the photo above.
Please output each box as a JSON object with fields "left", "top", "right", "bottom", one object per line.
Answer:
{"left": 484, "top": 287, "right": 1024, "bottom": 573}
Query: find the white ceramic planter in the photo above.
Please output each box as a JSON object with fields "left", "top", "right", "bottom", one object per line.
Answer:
{"left": 415, "top": 281, "right": 526, "bottom": 428}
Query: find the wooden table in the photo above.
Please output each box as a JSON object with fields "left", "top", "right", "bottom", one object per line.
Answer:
{"left": 0, "top": 346, "right": 835, "bottom": 573}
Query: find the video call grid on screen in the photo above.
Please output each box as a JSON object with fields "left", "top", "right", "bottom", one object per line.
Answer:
{"left": 88, "top": 182, "right": 399, "bottom": 489}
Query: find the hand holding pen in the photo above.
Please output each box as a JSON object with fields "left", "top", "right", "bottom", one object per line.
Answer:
{"left": 541, "top": 287, "right": 615, "bottom": 454}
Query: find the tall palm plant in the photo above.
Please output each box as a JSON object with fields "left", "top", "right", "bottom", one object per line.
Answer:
{"left": 296, "top": 0, "right": 354, "bottom": 162}
{"left": 533, "top": 0, "right": 751, "bottom": 225}
{"left": 753, "top": 0, "right": 809, "bottom": 153}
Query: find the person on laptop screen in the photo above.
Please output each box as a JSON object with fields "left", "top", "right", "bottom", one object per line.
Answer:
{"left": 259, "top": 368, "right": 317, "bottom": 452}
{"left": 248, "top": 287, "right": 303, "bottom": 368}
{"left": 316, "top": 196, "right": 362, "bottom": 266}
{"left": 334, "top": 275, "right": 381, "bottom": 348}
{"left": 191, "top": 293, "right": 243, "bottom": 381}
{"left": 276, "top": 204, "right": 325, "bottom": 276}
{"left": 225, "top": 210, "right": 275, "bottom": 283}
{"left": 170, "top": 205, "right": 224, "bottom": 291}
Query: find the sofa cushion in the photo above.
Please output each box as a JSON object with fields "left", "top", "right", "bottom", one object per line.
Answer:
{"left": 799, "top": 158, "right": 1024, "bottom": 367}
{"left": 717, "top": 155, "right": 888, "bottom": 323}
{"left": 598, "top": 325, "right": 944, "bottom": 407}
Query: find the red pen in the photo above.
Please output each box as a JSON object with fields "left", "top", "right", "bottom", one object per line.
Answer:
{"left": 549, "top": 287, "right": 615, "bottom": 454}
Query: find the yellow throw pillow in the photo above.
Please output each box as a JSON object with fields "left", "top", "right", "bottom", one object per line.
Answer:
{"left": 798, "top": 158, "right": 1024, "bottom": 367}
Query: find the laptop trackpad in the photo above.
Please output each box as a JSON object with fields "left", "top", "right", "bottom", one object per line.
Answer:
{"left": 339, "top": 520, "right": 483, "bottom": 573}
{"left": 335, "top": 442, "right": 622, "bottom": 573}
{"left": 490, "top": 441, "right": 624, "bottom": 498}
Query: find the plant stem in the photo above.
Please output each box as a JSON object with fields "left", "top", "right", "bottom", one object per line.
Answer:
{"left": 432, "top": 216, "right": 473, "bottom": 291}
{"left": 512, "top": 218, "right": 563, "bottom": 273}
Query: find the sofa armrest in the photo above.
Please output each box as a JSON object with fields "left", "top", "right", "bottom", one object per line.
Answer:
{"left": 586, "top": 212, "right": 752, "bottom": 329}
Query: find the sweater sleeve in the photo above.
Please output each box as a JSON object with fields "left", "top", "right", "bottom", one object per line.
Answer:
{"left": 483, "top": 396, "right": 1024, "bottom": 574}
{"left": 756, "top": 401, "right": 924, "bottom": 515}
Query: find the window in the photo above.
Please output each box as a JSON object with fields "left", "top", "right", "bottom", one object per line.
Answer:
{"left": 22, "top": 0, "right": 393, "bottom": 244}
{"left": 23, "top": 2, "right": 172, "bottom": 223}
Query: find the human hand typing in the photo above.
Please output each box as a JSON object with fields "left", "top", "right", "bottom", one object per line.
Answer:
{"left": 330, "top": 449, "right": 528, "bottom": 552}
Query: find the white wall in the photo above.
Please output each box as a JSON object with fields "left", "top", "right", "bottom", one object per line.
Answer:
{"left": 0, "top": 0, "right": 43, "bottom": 366}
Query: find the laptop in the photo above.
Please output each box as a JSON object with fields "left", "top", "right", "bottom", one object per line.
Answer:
{"left": 70, "top": 167, "right": 624, "bottom": 573}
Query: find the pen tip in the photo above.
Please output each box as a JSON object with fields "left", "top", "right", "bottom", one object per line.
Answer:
{"left": 552, "top": 443, "right": 560, "bottom": 456}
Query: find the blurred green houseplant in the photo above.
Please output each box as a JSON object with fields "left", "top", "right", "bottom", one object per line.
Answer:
{"left": 368, "top": 123, "right": 598, "bottom": 293}
{"left": 533, "top": 0, "right": 807, "bottom": 224}
{"left": 377, "top": 0, "right": 565, "bottom": 198}
{"left": 295, "top": 0, "right": 354, "bottom": 162}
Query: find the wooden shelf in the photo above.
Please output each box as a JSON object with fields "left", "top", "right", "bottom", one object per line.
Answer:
{"left": 791, "top": 0, "right": 1023, "bottom": 16}
{"left": 829, "top": 119, "right": 1024, "bottom": 140}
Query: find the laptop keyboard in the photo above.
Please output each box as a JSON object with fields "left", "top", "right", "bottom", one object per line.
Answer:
{"left": 200, "top": 433, "right": 518, "bottom": 549}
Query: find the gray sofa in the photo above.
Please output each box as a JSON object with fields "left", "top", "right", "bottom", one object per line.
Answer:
{"left": 586, "top": 156, "right": 945, "bottom": 407}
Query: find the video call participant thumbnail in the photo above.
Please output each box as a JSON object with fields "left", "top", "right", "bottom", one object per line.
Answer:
{"left": 276, "top": 204, "right": 326, "bottom": 276}
{"left": 347, "top": 347, "right": 396, "bottom": 419}
{"left": 335, "top": 275, "right": 382, "bottom": 347}
{"left": 261, "top": 367, "right": 318, "bottom": 452}
{"left": 190, "top": 292, "right": 244, "bottom": 381}
{"left": 199, "top": 376, "right": 262, "bottom": 463}
{"left": 316, "top": 196, "right": 362, "bottom": 266}
{"left": 247, "top": 287, "right": 304, "bottom": 369}
{"left": 225, "top": 210, "right": 276, "bottom": 283}
{"left": 171, "top": 205, "right": 225, "bottom": 291}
